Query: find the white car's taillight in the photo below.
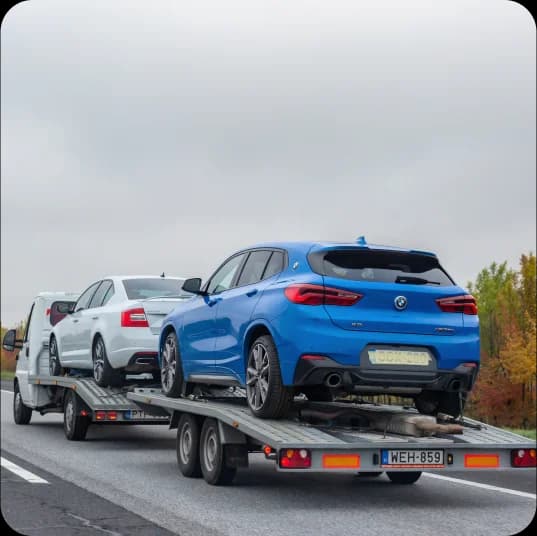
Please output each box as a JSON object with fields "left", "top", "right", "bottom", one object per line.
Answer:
{"left": 121, "top": 307, "right": 149, "bottom": 327}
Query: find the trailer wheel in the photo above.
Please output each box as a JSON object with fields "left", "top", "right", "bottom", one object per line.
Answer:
{"left": 246, "top": 335, "right": 293, "bottom": 419}
{"left": 63, "top": 391, "right": 90, "bottom": 441}
{"left": 386, "top": 471, "right": 422, "bottom": 484}
{"left": 161, "top": 331, "right": 184, "bottom": 398}
{"left": 176, "top": 414, "right": 202, "bottom": 478}
{"left": 199, "top": 418, "right": 236, "bottom": 485}
{"left": 49, "top": 336, "right": 62, "bottom": 376}
{"left": 13, "top": 382, "right": 32, "bottom": 425}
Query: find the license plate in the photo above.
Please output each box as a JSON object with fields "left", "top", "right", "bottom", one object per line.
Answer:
{"left": 368, "top": 349, "right": 431, "bottom": 366}
{"left": 124, "top": 410, "right": 167, "bottom": 420}
{"left": 381, "top": 449, "right": 445, "bottom": 468}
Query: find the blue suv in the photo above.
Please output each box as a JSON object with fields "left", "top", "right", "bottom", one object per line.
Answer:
{"left": 159, "top": 238, "right": 480, "bottom": 419}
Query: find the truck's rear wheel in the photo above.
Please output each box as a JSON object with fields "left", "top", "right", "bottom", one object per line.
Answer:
{"left": 246, "top": 335, "right": 293, "bottom": 419}
{"left": 13, "top": 382, "right": 32, "bottom": 425}
{"left": 386, "top": 471, "right": 422, "bottom": 484}
{"left": 49, "top": 337, "right": 61, "bottom": 376}
{"left": 161, "top": 331, "right": 184, "bottom": 398}
{"left": 199, "top": 418, "right": 236, "bottom": 485}
{"left": 63, "top": 390, "right": 90, "bottom": 441}
{"left": 93, "top": 336, "right": 123, "bottom": 388}
{"left": 176, "top": 414, "right": 202, "bottom": 478}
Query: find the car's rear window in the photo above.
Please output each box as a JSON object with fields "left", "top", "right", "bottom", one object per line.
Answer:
{"left": 308, "top": 249, "right": 454, "bottom": 286}
{"left": 122, "top": 278, "right": 189, "bottom": 299}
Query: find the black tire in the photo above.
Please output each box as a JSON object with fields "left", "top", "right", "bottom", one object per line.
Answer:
{"left": 199, "top": 418, "right": 236, "bottom": 485}
{"left": 13, "top": 382, "right": 32, "bottom": 425}
{"left": 415, "top": 390, "right": 465, "bottom": 418}
{"left": 160, "top": 331, "right": 184, "bottom": 398}
{"left": 245, "top": 335, "right": 293, "bottom": 419}
{"left": 302, "top": 386, "right": 333, "bottom": 402}
{"left": 63, "top": 390, "right": 90, "bottom": 441}
{"left": 92, "top": 336, "right": 123, "bottom": 388}
{"left": 386, "top": 471, "right": 422, "bottom": 485}
{"left": 49, "top": 336, "right": 61, "bottom": 377}
{"left": 176, "top": 414, "right": 202, "bottom": 478}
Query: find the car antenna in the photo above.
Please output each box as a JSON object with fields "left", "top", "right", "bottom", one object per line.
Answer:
{"left": 160, "top": 272, "right": 165, "bottom": 278}
{"left": 356, "top": 235, "right": 367, "bottom": 246}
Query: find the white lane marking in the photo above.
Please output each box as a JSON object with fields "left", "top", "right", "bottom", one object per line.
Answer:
{"left": 1, "top": 389, "right": 14, "bottom": 394}
{"left": 1, "top": 457, "right": 49, "bottom": 484}
{"left": 423, "top": 472, "right": 536, "bottom": 499}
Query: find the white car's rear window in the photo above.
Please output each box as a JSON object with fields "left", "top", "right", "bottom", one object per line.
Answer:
{"left": 122, "top": 278, "right": 189, "bottom": 299}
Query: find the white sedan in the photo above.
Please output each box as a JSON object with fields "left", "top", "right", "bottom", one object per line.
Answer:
{"left": 49, "top": 275, "right": 191, "bottom": 386}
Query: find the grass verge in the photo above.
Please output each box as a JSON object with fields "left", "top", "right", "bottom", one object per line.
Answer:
{"left": 0, "top": 370, "right": 15, "bottom": 381}
{"left": 505, "top": 428, "right": 537, "bottom": 440}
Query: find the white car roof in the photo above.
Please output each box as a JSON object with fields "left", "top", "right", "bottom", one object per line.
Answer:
{"left": 34, "top": 291, "right": 79, "bottom": 299}
{"left": 103, "top": 275, "right": 186, "bottom": 281}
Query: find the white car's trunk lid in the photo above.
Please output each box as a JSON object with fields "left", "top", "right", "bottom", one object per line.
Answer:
{"left": 139, "top": 297, "right": 191, "bottom": 334}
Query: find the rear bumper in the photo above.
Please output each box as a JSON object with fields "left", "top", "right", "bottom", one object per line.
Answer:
{"left": 125, "top": 352, "right": 159, "bottom": 373}
{"left": 293, "top": 356, "right": 479, "bottom": 394}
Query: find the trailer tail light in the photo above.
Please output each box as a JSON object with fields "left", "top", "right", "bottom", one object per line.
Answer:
{"left": 285, "top": 284, "right": 362, "bottom": 306}
{"left": 464, "top": 453, "right": 499, "bottom": 468}
{"left": 106, "top": 411, "right": 118, "bottom": 421}
{"left": 436, "top": 295, "right": 478, "bottom": 315}
{"left": 279, "top": 448, "right": 312, "bottom": 469}
{"left": 121, "top": 307, "right": 149, "bottom": 327}
{"left": 511, "top": 449, "right": 536, "bottom": 468}
{"left": 95, "top": 411, "right": 106, "bottom": 421}
{"left": 80, "top": 410, "right": 88, "bottom": 417}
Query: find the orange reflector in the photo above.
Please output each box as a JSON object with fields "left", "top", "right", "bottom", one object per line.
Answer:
{"left": 464, "top": 454, "right": 499, "bottom": 468}
{"left": 322, "top": 454, "right": 360, "bottom": 469}
{"left": 263, "top": 445, "right": 273, "bottom": 456}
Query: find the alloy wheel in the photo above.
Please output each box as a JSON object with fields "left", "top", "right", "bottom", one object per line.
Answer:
{"left": 246, "top": 343, "right": 270, "bottom": 411}
{"left": 93, "top": 339, "right": 105, "bottom": 384}
{"left": 49, "top": 339, "right": 58, "bottom": 376}
{"left": 161, "top": 335, "right": 176, "bottom": 392}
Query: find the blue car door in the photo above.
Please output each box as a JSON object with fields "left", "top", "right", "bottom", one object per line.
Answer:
{"left": 213, "top": 250, "right": 282, "bottom": 382}
{"left": 183, "top": 253, "right": 248, "bottom": 378}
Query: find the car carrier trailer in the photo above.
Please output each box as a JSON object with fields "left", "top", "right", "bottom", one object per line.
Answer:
{"left": 127, "top": 387, "right": 537, "bottom": 486}
{"left": 20, "top": 375, "right": 169, "bottom": 441}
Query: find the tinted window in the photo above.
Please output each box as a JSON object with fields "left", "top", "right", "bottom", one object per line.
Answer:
{"left": 101, "top": 283, "right": 115, "bottom": 306}
{"left": 89, "top": 280, "right": 114, "bottom": 308}
{"left": 308, "top": 249, "right": 454, "bottom": 286}
{"left": 75, "top": 282, "right": 101, "bottom": 311}
{"left": 262, "top": 251, "right": 284, "bottom": 279}
{"left": 122, "top": 278, "right": 188, "bottom": 300}
{"left": 207, "top": 254, "right": 246, "bottom": 294}
{"left": 237, "top": 250, "right": 272, "bottom": 287}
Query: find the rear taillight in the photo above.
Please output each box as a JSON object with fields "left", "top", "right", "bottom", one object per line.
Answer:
{"left": 436, "top": 294, "right": 478, "bottom": 315}
{"left": 284, "top": 284, "right": 362, "bottom": 306}
{"left": 511, "top": 449, "right": 536, "bottom": 468}
{"left": 121, "top": 307, "right": 149, "bottom": 327}
{"left": 279, "top": 448, "right": 312, "bottom": 469}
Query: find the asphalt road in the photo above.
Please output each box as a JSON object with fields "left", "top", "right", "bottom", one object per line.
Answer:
{"left": 1, "top": 386, "right": 535, "bottom": 536}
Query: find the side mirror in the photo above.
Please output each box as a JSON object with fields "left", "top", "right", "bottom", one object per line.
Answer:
{"left": 182, "top": 278, "right": 206, "bottom": 295}
{"left": 2, "top": 329, "right": 23, "bottom": 352}
{"left": 50, "top": 301, "right": 77, "bottom": 326}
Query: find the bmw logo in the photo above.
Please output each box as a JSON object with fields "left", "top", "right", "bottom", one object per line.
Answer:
{"left": 394, "top": 295, "right": 407, "bottom": 310}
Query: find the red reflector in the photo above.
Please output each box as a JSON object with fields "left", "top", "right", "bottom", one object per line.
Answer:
{"left": 80, "top": 410, "right": 88, "bottom": 417}
{"left": 436, "top": 294, "right": 478, "bottom": 315}
{"left": 121, "top": 307, "right": 149, "bottom": 327}
{"left": 95, "top": 411, "right": 106, "bottom": 421}
{"left": 462, "top": 362, "right": 478, "bottom": 368}
{"left": 284, "top": 284, "right": 362, "bottom": 306}
{"left": 511, "top": 449, "right": 537, "bottom": 467}
{"left": 279, "top": 449, "right": 312, "bottom": 469}
{"left": 300, "top": 354, "right": 326, "bottom": 360}
{"left": 106, "top": 411, "right": 118, "bottom": 421}
{"left": 45, "top": 308, "right": 51, "bottom": 315}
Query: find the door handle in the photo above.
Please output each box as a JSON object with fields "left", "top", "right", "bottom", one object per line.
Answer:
{"left": 208, "top": 297, "right": 222, "bottom": 307}
{"left": 246, "top": 289, "right": 258, "bottom": 297}
{"left": 92, "top": 316, "right": 99, "bottom": 320}
{"left": 72, "top": 319, "right": 79, "bottom": 323}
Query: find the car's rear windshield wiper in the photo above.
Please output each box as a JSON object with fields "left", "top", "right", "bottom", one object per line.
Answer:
{"left": 395, "top": 276, "right": 441, "bottom": 285}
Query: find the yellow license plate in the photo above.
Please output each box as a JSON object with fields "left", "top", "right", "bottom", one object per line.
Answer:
{"left": 368, "top": 349, "right": 431, "bottom": 366}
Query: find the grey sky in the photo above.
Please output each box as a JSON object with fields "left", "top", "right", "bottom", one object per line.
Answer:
{"left": 1, "top": 0, "right": 535, "bottom": 325}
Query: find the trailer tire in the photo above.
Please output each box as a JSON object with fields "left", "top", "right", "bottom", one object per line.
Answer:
{"left": 49, "top": 336, "right": 62, "bottom": 376}
{"left": 386, "top": 471, "right": 422, "bottom": 484}
{"left": 176, "top": 414, "right": 202, "bottom": 478}
{"left": 13, "top": 382, "right": 32, "bottom": 425}
{"left": 246, "top": 335, "right": 293, "bottom": 419}
{"left": 93, "top": 336, "right": 123, "bottom": 388}
{"left": 160, "top": 331, "right": 184, "bottom": 398}
{"left": 199, "top": 418, "right": 236, "bottom": 485}
{"left": 63, "top": 390, "right": 90, "bottom": 441}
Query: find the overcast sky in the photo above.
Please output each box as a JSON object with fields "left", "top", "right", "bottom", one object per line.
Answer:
{"left": 1, "top": 0, "right": 535, "bottom": 325}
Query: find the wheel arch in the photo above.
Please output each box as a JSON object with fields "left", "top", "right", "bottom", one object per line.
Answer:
{"left": 159, "top": 323, "right": 177, "bottom": 366}
{"left": 242, "top": 321, "right": 276, "bottom": 368}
